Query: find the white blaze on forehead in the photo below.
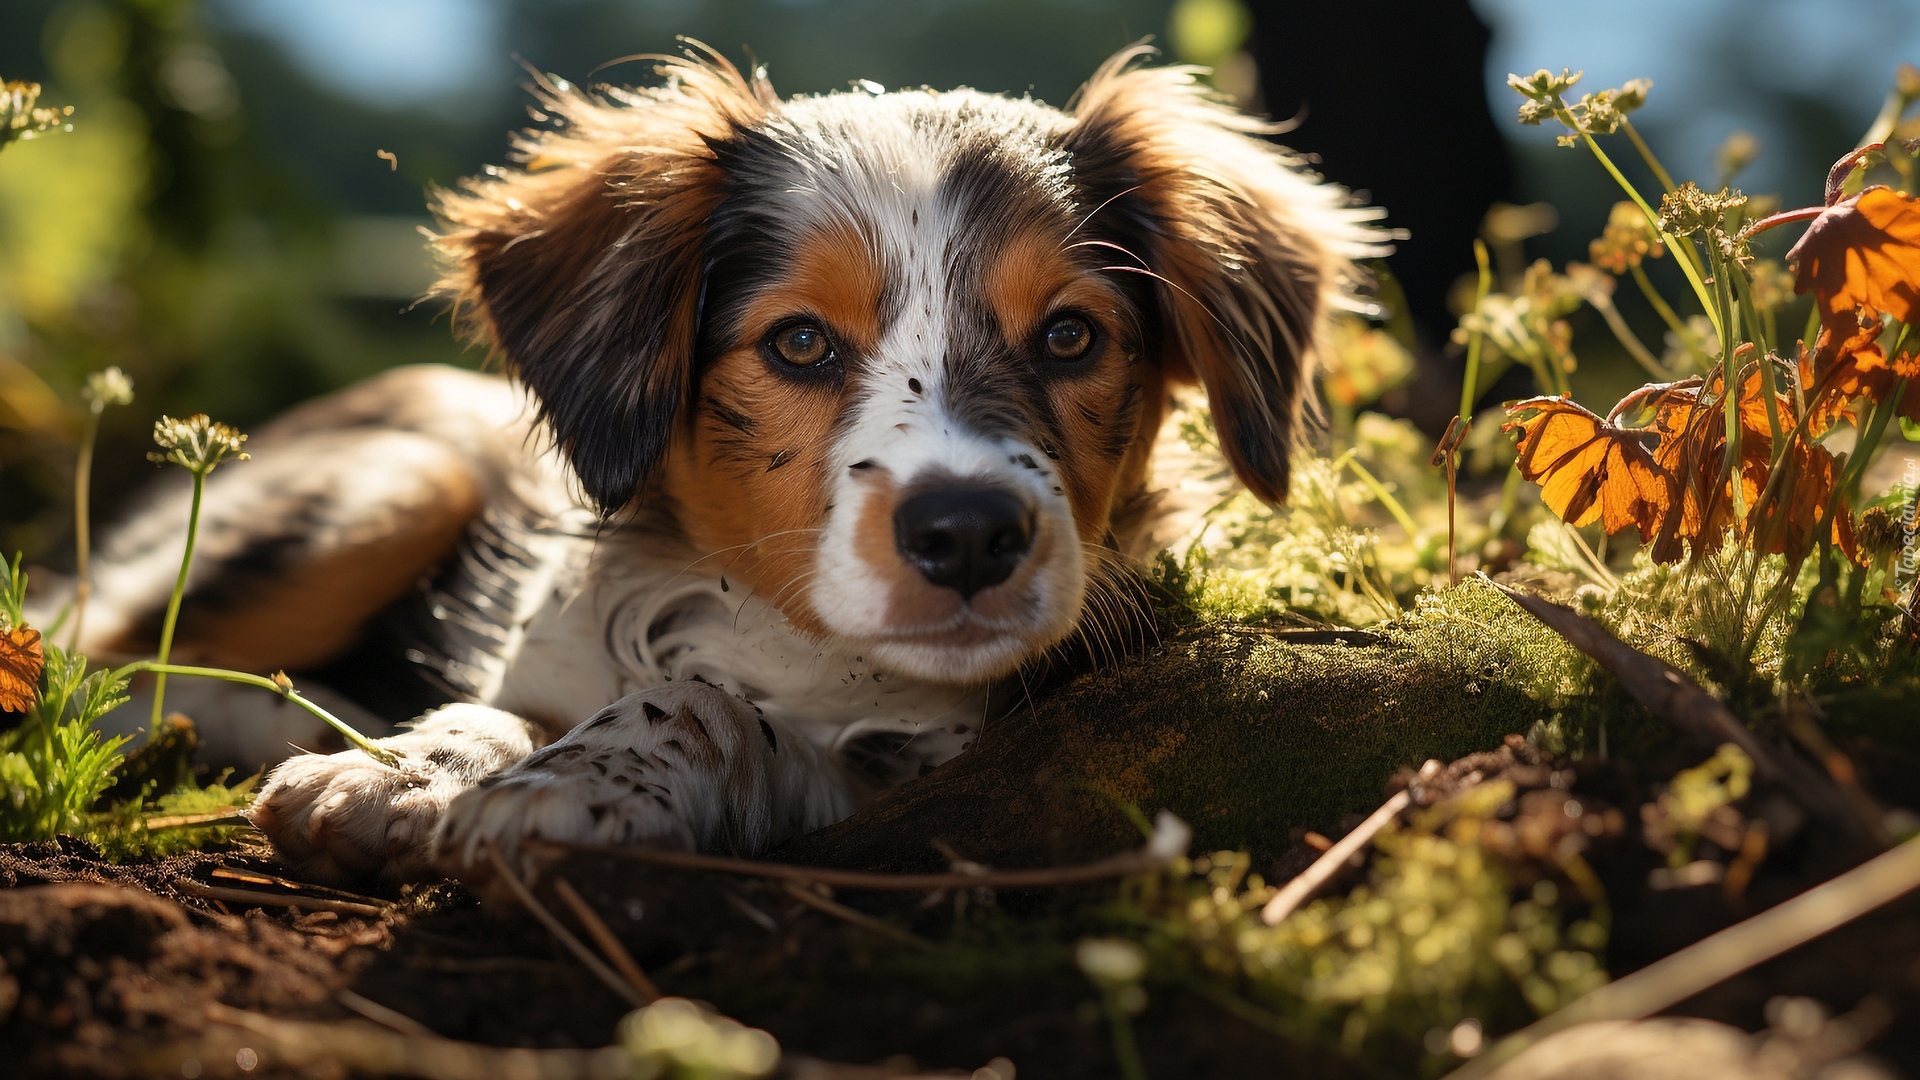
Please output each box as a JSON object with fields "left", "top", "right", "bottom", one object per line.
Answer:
{"left": 780, "top": 96, "right": 1088, "bottom": 683}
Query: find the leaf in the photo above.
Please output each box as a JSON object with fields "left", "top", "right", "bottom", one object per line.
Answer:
{"left": 1786, "top": 185, "right": 1920, "bottom": 364}
{"left": 1503, "top": 396, "right": 1673, "bottom": 541}
{"left": 1648, "top": 365, "right": 1853, "bottom": 566}
{"left": 1799, "top": 332, "right": 1920, "bottom": 436}
{"left": 0, "top": 624, "right": 44, "bottom": 713}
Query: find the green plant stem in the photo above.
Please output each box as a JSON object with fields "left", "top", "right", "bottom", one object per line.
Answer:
{"left": 1841, "top": 379, "right": 1909, "bottom": 500}
{"left": 1744, "top": 364, "right": 1845, "bottom": 548}
{"left": 1708, "top": 249, "right": 1745, "bottom": 521}
{"left": 1591, "top": 294, "right": 1668, "bottom": 378}
{"left": 1101, "top": 990, "right": 1148, "bottom": 1080}
{"left": 1460, "top": 239, "right": 1492, "bottom": 421}
{"left": 113, "top": 661, "right": 399, "bottom": 766}
{"left": 1630, "top": 263, "right": 1692, "bottom": 342}
{"left": 1334, "top": 452, "right": 1421, "bottom": 538}
{"left": 1489, "top": 461, "right": 1524, "bottom": 538}
{"left": 149, "top": 471, "right": 204, "bottom": 731}
{"left": 1861, "top": 82, "right": 1919, "bottom": 149}
{"left": 1619, "top": 119, "right": 1676, "bottom": 193}
{"left": 1729, "top": 259, "right": 1774, "bottom": 362}
{"left": 1560, "top": 110, "right": 1721, "bottom": 337}
{"left": 1731, "top": 267, "right": 1786, "bottom": 458}
{"left": 69, "top": 406, "right": 101, "bottom": 652}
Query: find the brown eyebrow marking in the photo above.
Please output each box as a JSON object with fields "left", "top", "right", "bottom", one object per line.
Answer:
{"left": 736, "top": 220, "right": 888, "bottom": 357}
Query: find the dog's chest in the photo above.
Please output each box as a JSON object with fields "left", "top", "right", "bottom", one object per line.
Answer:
{"left": 485, "top": 533, "right": 986, "bottom": 772}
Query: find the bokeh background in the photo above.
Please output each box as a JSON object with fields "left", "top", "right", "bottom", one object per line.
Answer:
{"left": 2, "top": 0, "right": 1917, "bottom": 562}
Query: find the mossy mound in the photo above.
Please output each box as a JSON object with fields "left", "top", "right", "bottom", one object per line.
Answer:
{"left": 786, "top": 581, "right": 1607, "bottom": 871}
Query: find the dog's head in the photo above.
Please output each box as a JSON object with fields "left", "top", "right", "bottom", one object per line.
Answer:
{"left": 434, "top": 45, "right": 1387, "bottom": 685}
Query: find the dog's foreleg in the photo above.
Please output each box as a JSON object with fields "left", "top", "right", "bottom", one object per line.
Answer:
{"left": 250, "top": 703, "right": 539, "bottom": 884}
{"left": 432, "top": 680, "right": 857, "bottom": 884}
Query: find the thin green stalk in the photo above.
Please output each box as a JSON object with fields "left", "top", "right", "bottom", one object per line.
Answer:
{"left": 1101, "top": 990, "right": 1148, "bottom": 1080}
{"left": 1745, "top": 362, "right": 1847, "bottom": 542}
{"left": 68, "top": 407, "right": 102, "bottom": 652}
{"left": 1731, "top": 267, "right": 1785, "bottom": 459}
{"left": 150, "top": 472, "right": 204, "bottom": 730}
{"left": 1460, "top": 239, "right": 1492, "bottom": 421}
{"left": 1630, "top": 262, "right": 1692, "bottom": 340}
{"left": 1619, "top": 119, "right": 1677, "bottom": 193}
{"left": 1334, "top": 452, "right": 1421, "bottom": 539}
{"left": 1592, "top": 293, "right": 1668, "bottom": 378}
{"left": 1489, "top": 460, "right": 1524, "bottom": 538}
{"left": 1840, "top": 379, "right": 1909, "bottom": 499}
{"left": 1560, "top": 109, "right": 1721, "bottom": 337}
{"left": 70, "top": 368, "right": 132, "bottom": 649}
{"left": 1708, "top": 249, "right": 1745, "bottom": 520}
{"left": 113, "top": 661, "right": 399, "bottom": 767}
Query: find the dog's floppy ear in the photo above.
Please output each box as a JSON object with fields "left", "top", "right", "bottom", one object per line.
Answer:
{"left": 432, "top": 50, "right": 771, "bottom": 513}
{"left": 1065, "top": 47, "right": 1391, "bottom": 504}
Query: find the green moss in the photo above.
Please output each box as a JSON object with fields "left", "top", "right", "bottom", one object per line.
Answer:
{"left": 790, "top": 579, "right": 1606, "bottom": 870}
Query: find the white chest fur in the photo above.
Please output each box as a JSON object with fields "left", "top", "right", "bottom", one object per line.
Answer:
{"left": 488, "top": 528, "right": 988, "bottom": 772}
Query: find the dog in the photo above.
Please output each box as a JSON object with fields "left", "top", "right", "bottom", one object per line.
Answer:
{"left": 65, "top": 45, "right": 1388, "bottom": 886}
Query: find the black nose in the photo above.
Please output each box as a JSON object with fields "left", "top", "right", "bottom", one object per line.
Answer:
{"left": 893, "top": 488, "right": 1035, "bottom": 600}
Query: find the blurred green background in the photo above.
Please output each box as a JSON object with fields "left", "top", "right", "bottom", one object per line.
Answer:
{"left": 2, "top": 0, "right": 1916, "bottom": 563}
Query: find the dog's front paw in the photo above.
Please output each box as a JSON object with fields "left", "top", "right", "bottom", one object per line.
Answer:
{"left": 433, "top": 680, "right": 842, "bottom": 883}
{"left": 250, "top": 703, "right": 536, "bottom": 884}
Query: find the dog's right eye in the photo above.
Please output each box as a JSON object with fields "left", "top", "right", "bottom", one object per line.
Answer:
{"left": 768, "top": 323, "right": 835, "bottom": 368}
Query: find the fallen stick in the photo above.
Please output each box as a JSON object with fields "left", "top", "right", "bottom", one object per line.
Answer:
{"left": 336, "top": 989, "right": 437, "bottom": 1038}
{"left": 177, "top": 881, "right": 387, "bottom": 918}
{"left": 1487, "top": 579, "right": 1874, "bottom": 846}
{"left": 200, "top": 1002, "right": 1000, "bottom": 1080}
{"left": 141, "top": 810, "right": 252, "bottom": 831}
{"left": 485, "top": 846, "right": 649, "bottom": 1009}
{"left": 200, "top": 1002, "right": 631, "bottom": 1080}
{"left": 551, "top": 877, "right": 661, "bottom": 1003}
{"left": 781, "top": 880, "right": 933, "bottom": 951}
{"left": 524, "top": 809, "right": 1192, "bottom": 892}
{"left": 1446, "top": 834, "right": 1920, "bottom": 1079}
{"left": 1261, "top": 790, "right": 1410, "bottom": 925}
{"left": 211, "top": 864, "right": 390, "bottom": 904}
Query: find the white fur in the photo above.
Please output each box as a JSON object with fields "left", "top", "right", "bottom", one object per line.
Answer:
{"left": 788, "top": 102, "right": 1087, "bottom": 683}
{"left": 434, "top": 680, "right": 856, "bottom": 882}
{"left": 251, "top": 519, "right": 985, "bottom": 882}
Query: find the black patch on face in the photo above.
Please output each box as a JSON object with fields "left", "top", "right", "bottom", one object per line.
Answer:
{"left": 925, "top": 124, "right": 1159, "bottom": 471}
{"left": 698, "top": 127, "right": 815, "bottom": 366}
{"left": 704, "top": 398, "right": 755, "bottom": 436}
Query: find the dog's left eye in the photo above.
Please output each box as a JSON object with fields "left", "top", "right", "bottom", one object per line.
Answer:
{"left": 1041, "top": 315, "right": 1094, "bottom": 361}
{"left": 768, "top": 323, "right": 835, "bottom": 367}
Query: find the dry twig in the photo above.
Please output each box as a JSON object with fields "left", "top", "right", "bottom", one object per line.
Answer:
{"left": 551, "top": 877, "right": 661, "bottom": 1003}
{"left": 336, "top": 989, "right": 436, "bottom": 1038}
{"left": 176, "top": 880, "right": 387, "bottom": 917}
{"left": 524, "top": 809, "right": 1191, "bottom": 892}
{"left": 199, "top": 1002, "right": 631, "bottom": 1080}
{"left": 1488, "top": 579, "right": 1874, "bottom": 846}
{"left": 141, "top": 810, "right": 252, "bottom": 831}
{"left": 781, "top": 880, "right": 933, "bottom": 950}
{"left": 485, "top": 846, "right": 648, "bottom": 1008}
{"left": 1447, "top": 834, "right": 1920, "bottom": 1079}
{"left": 1261, "top": 790, "right": 1411, "bottom": 925}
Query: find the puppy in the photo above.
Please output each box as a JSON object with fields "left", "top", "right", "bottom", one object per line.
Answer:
{"left": 70, "top": 45, "right": 1388, "bottom": 885}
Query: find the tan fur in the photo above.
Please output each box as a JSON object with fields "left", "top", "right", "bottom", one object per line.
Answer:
{"left": 658, "top": 222, "right": 891, "bottom": 634}
{"left": 1067, "top": 47, "right": 1392, "bottom": 504}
